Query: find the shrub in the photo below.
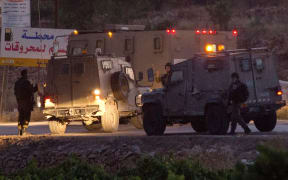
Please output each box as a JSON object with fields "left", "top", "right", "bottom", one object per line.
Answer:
{"left": 231, "top": 145, "right": 288, "bottom": 180}
{"left": 2, "top": 145, "right": 288, "bottom": 180}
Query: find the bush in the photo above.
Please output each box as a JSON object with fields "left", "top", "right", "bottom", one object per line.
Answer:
{"left": 2, "top": 145, "right": 288, "bottom": 180}
{"left": 9, "top": 156, "right": 111, "bottom": 180}
{"left": 231, "top": 145, "right": 288, "bottom": 180}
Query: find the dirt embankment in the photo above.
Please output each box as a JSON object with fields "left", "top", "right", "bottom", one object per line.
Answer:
{"left": 0, "top": 135, "right": 287, "bottom": 174}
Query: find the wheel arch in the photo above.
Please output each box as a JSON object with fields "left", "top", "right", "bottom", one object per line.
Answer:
{"left": 142, "top": 102, "right": 162, "bottom": 112}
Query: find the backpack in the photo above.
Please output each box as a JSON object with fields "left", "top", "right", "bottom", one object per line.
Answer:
{"left": 14, "top": 78, "right": 32, "bottom": 100}
{"left": 236, "top": 83, "right": 249, "bottom": 103}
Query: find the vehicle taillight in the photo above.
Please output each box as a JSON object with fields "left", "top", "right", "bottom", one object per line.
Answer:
{"left": 202, "top": 30, "right": 207, "bottom": 35}
{"left": 277, "top": 90, "right": 283, "bottom": 96}
{"left": 196, "top": 29, "right": 201, "bottom": 34}
{"left": 166, "top": 29, "right": 170, "bottom": 34}
{"left": 44, "top": 96, "right": 55, "bottom": 108}
{"left": 171, "top": 29, "right": 176, "bottom": 34}
{"left": 232, "top": 29, "right": 238, "bottom": 36}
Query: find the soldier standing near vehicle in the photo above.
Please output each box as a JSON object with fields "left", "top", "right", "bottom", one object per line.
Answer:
{"left": 228, "top": 72, "right": 251, "bottom": 135}
{"left": 161, "top": 63, "right": 172, "bottom": 87}
{"left": 14, "top": 69, "right": 38, "bottom": 136}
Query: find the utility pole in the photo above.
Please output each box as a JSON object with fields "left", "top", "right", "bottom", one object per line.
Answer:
{"left": 54, "top": 0, "right": 59, "bottom": 28}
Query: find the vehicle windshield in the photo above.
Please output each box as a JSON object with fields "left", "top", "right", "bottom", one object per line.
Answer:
{"left": 69, "top": 40, "right": 88, "bottom": 56}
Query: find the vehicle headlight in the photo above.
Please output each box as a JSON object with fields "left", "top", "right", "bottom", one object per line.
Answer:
{"left": 135, "top": 94, "right": 143, "bottom": 107}
{"left": 93, "top": 89, "right": 101, "bottom": 96}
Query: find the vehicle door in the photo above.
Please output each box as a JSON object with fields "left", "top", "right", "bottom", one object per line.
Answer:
{"left": 187, "top": 57, "right": 229, "bottom": 115}
{"left": 71, "top": 56, "right": 100, "bottom": 107}
{"left": 251, "top": 52, "right": 281, "bottom": 103}
{"left": 164, "top": 63, "right": 187, "bottom": 116}
{"left": 232, "top": 53, "right": 257, "bottom": 104}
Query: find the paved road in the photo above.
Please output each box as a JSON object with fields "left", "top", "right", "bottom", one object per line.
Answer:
{"left": 0, "top": 120, "right": 288, "bottom": 137}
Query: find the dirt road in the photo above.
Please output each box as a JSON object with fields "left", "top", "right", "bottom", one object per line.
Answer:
{"left": 0, "top": 120, "right": 288, "bottom": 136}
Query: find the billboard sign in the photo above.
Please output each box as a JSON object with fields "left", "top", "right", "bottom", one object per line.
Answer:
{"left": 2, "top": 0, "right": 31, "bottom": 27}
{"left": 0, "top": 27, "right": 73, "bottom": 67}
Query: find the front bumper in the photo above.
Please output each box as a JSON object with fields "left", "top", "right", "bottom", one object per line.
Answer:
{"left": 43, "top": 105, "right": 101, "bottom": 119}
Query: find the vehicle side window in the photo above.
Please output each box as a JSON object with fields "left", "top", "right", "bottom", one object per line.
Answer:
{"left": 255, "top": 58, "right": 264, "bottom": 72}
{"left": 147, "top": 68, "right": 154, "bottom": 82}
{"left": 96, "top": 39, "right": 104, "bottom": 54}
{"left": 69, "top": 40, "right": 88, "bottom": 56}
{"left": 153, "top": 36, "right": 163, "bottom": 53}
{"left": 62, "top": 64, "right": 70, "bottom": 74}
{"left": 240, "top": 59, "right": 251, "bottom": 72}
{"left": 171, "top": 71, "right": 183, "bottom": 83}
{"left": 74, "top": 63, "right": 84, "bottom": 74}
{"left": 101, "top": 60, "right": 113, "bottom": 71}
{"left": 124, "top": 38, "right": 134, "bottom": 53}
{"left": 125, "top": 67, "right": 135, "bottom": 80}
{"left": 71, "top": 47, "right": 83, "bottom": 55}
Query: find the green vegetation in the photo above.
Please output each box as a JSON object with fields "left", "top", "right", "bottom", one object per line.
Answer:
{"left": 206, "top": 0, "right": 232, "bottom": 30}
{"left": 0, "top": 145, "right": 287, "bottom": 180}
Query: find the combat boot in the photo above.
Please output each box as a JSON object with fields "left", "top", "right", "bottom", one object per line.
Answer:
{"left": 18, "top": 129, "right": 22, "bottom": 136}
{"left": 21, "top": 128, "right": 31, "bottom": 136}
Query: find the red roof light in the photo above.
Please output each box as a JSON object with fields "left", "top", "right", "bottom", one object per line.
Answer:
{"left": 232, "top": 30, "right": 238, "bottom": 36}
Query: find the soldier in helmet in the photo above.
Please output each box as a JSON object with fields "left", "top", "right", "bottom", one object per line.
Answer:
{"left": 14, "top": 69, "right": 38, "bottom": 136}
{"left": 228, "top": 72, "right": 251, "bottom": 135}
{"left": 161, "top": 63, "right": 172, "bottom": 87}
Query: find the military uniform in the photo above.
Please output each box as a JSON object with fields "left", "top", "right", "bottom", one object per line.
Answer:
{"left": 161, "top": 72, "right": 171, "bottom": 87}
{"left": 228, "top": 79, "right": 251, "bottom": 134}
{"left": 14, "top": 73, "right": 37, "bottom": 135}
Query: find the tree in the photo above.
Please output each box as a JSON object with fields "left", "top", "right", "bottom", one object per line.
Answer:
{"left": 206, "top": 0, "right": 232, "bottom": 30}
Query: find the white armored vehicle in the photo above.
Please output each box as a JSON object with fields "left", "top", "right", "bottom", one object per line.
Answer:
{"left": 43, "top": 53, "right": 144, "bottom": 134}
{"left": 141, "top": 48, "right": 285, "bottom": 135}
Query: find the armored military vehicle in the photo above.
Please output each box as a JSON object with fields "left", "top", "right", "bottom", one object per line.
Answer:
{"left": 43, "top": 53, "right": 144, "bottom": 134}
{"left": 140, "top": 48, "right": 285, "bottom": 135}
{"left": 68, "top": 25, "right": 237, "bottom": 88}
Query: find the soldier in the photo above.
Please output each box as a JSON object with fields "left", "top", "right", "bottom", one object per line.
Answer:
{"left": 14, "top": 69, "right": 38, "bottom": 136}
{"left": 228, "top": 72, "right": 251, "bottom": 135}
{"left": 161, "top": 63, "right": 172, "bottom": 87}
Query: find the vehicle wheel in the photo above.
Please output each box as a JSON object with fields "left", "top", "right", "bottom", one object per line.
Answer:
{"left": 111, "top": 72, "right": 129, "bottom": 101}
{"left": 206, "top": 104, "right": 229, "bottom": 135}
{"left": 48, "top": 118, "right": 67, "bottom": 134}
{"left": 143, "top": 104, "right": 166, "bottom": 136}
{"left": 101, "top": 101, "right": 119, "bottom": 132}
{"left": 130, "top": 115, "right": 143, "bottom": 129}
{"left": 191, "top": 118, "right": 207, "bottom": 133}
{"left": 82, "top": 121, "right": 102, "bottom": 131}
{"left": 254, "top": 111, "right": 277, "bottom": 132}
